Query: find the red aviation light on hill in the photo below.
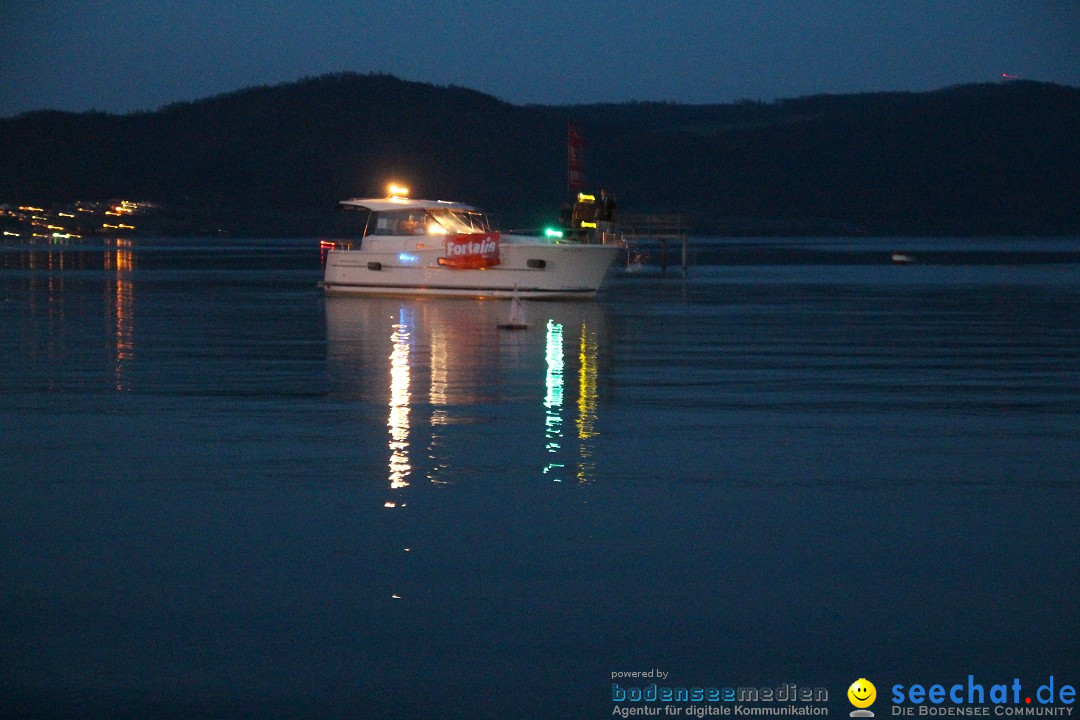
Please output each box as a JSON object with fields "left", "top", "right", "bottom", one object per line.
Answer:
{"left": 439, "top": 232, "right": 500, "bottom": 269}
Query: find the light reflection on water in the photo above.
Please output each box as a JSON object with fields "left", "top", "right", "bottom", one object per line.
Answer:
{"left": 324, "top": 296, "right": 609, "bottom": 496}
{"left": 387, "top": 309, "right": 412, "bottom": 495}
{"left": 1, "top": 236, "right": 139, "bottom": 394}
{"left": 107, "top": 239, "right": 136, "bottom": 392}
{"left": 576, "top": 324, "right": 599, "bottom": 481}
{"left": 542, "top": 318, "right": 565, "bottom": 480}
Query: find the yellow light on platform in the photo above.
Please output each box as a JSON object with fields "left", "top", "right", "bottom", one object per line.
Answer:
{"left": 577, "top": 193, "right": 595, "bottom": 203}
{"left": 580, "top": 221, "right": 597, "bottom": 228}
{"left": 387, "top": 183, "right": 409, "bottom": 198}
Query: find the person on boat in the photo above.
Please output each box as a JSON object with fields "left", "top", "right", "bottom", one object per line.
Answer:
{"left": 598, "top": 190, "right": 616, "bottom": 222}
{"left": 399, "top": 215, "right": 424, "bottom": 235}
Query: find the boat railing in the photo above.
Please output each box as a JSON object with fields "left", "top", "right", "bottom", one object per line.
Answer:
{"left": 614, "top": 212, "right": 691, "bottom": 275}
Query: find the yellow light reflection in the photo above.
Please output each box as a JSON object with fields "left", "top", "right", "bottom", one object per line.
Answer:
{"left": 543, "top": 319, "right": 565, "bottom": 480}
{"left": 577, "top": 325, "right": 598, "bottom": 440}
{"left": 576, "top": 324, "right": 599, "bottom": 482}
{"left": 109, "top": 238, "right": 135, "bottom": 391}
{"left": 387, "top": 311, "right": 412, "bottom": 494}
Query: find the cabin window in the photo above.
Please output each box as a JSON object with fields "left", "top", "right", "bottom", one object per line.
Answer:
{"left": 366, "top": 209, "right": 493, "bottom": 236}
{"left": 425, "top": 209, "right": 491, "bottom": 235}
{"left": 369, "top": 210, "right": 429, "bottom": 236}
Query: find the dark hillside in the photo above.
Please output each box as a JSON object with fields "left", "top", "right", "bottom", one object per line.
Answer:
{"left": 2, "top": 74, "right": 1078, "bottom": 235}
{"left": 558, "top": 81, "right": 1080, "bottom": 234}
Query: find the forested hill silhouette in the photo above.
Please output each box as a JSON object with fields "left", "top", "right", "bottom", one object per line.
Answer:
{"left": 2, "top": 72, "right": 1079, "bottom": 235}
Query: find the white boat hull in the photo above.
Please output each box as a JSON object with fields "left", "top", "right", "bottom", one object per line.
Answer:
{"left": 323, "top": 237, "right": 620, "bottom": 299}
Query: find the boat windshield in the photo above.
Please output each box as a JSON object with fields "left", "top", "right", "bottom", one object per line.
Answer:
{"left": 425, "top": 209, "right": 491, "bottom": 235}
{"left": 365, "top": 208, "right": 492, "bottom": 236}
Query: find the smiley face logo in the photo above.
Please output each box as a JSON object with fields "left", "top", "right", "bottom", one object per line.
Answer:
{"left": 848, "top": 678, "right": 877, "bottom": 709}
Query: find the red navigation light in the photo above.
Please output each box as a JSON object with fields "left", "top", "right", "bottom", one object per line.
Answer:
{"left": 320, "top": 239, "right": 336, "bottom": 265}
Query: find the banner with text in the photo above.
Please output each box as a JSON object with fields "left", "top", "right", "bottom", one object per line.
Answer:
{"left": 441, "top": 232, "right": 500, "bottom": 269}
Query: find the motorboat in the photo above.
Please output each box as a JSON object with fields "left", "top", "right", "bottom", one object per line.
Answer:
{"left": 321, "top": 189, "right": 621, "bottom": 299}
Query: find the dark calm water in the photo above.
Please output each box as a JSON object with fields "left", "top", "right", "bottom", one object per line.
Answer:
{"left": 2, "top": 236, "right": 1079, "bottom": 719}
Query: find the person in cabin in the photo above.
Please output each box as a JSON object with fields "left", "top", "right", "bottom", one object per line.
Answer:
{"left": 399, "top": 214, "right": 425, "bottom": 235}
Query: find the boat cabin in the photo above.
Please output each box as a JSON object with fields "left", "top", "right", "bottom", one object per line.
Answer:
{"left": 339, "top": 199, "right": 494, "bottom": 239}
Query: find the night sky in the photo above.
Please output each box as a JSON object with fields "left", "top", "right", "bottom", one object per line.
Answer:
{"left": 3, "top": 0, "right": 1080, "bottom": 117}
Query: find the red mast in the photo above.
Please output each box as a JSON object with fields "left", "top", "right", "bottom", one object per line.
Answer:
{"left": 567, "top": 120, "right": 585, "bottom": 193}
